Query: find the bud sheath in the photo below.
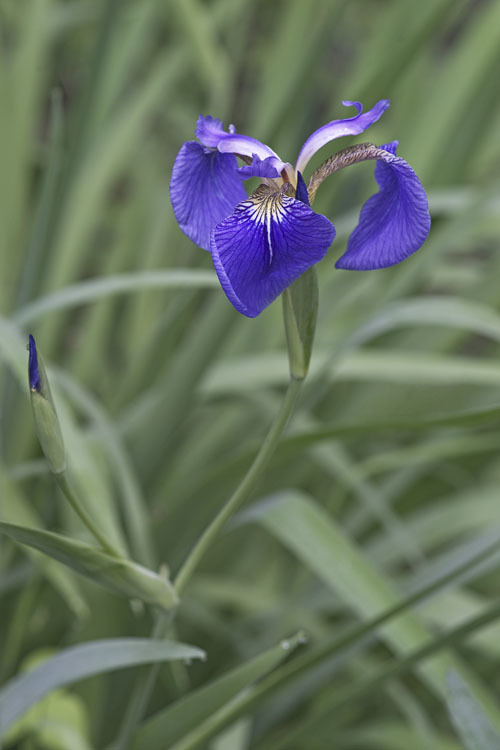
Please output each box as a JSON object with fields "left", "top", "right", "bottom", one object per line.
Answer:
{"left": 28, "top": 335, "right": 66, "bottom": 475}
{"left": 282, "top": 267, "right": 318, "bottom": 380}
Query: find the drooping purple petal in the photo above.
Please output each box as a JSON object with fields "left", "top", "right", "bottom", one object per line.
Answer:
{"left": 196, "top": 115, "right": 284, "bottom": 168}
{"left": 170, "top": 141, "right": 247, "bottom": 251}
{"left": 335, "top": 141, "right": 430, "bottom": 270}
{"left": 211, "top": 186, "right": 336, "bottom": 317}
{"left": 237, "top": 154, "right": 281, "bottom": 179}
{"left": 295, "top": 99, "right": 390, "bottom": 174}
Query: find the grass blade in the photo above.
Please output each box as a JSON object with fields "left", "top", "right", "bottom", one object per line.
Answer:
{"left": 0, "top": 521, "right": 177, "bottom": 610}
{"left": 0, "top": 638, "right": 205, "bottom": 735}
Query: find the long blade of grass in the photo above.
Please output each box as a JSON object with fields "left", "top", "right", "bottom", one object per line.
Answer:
{"left": 130, "top": 633, "right": 304, "bottom": 750}
{"left": 446, "top": 671, "right": 500, "bottom": 750}
{"left": 241, "top": 492, "right": 500, "bottom": 728}
{"left": 257, "top": 600, "right": 500, "bottom": 749}
{"left": 0, "top": 521, "right": 177, "bottom": 611}
{"left": 0, "top": 638, "right": 205, "bottom": 735}
{"left": 14, "top": 270, "right": 218, "bottom": 326}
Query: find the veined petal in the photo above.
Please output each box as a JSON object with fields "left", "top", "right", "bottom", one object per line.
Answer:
{"left": 170, "top": 141, "right": 247, "bottom": 251}
{"left": 295, "top": 99, "right": 390, "bottom": 174}
{"left": 211, "top": 185, "right": 336, "bottom": 317}
{"left": 336, "top": 141, "right": 430, "bottom": 270}
{"left": 196, "top": 115, "right": 284, "bottom": 168}
{"left": 195, "top": 115, "right": 236, "bottom": 147}
{"left": 237, "top": 154, "right": 281, "bottom": 179}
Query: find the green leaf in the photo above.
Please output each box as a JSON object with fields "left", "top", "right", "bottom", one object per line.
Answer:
{"left": 0, "top": 521, "right": 178, "bottom": 610}
{"left": 210, "top": 719, "right": 252, "bottom": 750}
{"left": 54, "top": 370, "right": 155, "bottom": 568}
{"left": 332, "top": 722, "right": 461, "bottom": 750}
{"left": 240, "top": 492, "right": 500, "bottom": 730}
{"left": 15, "top": 269, "right": 218, "bottom": 325}
{"left": 0, "top": 638, "right": 205, "bottom": 735}
{"left": 0, "top": 470, "right": 88, "bottom": 618}
{"left": 447, "top": 671, "right": 500, "bottom": 750}
{"left": 132, "top": 634, "right": 304, "bottom": 750}
{"left": 350, "top": 296, "right": 500, "bottom": 346}
{"left": 162, "top": 537, "right": 500, "bottom": 750}
{"left": 202, "top": 350, "right": 500, "bottom": 396}
{"left": 5, "top": 667, "right": 91, "bottom": 750}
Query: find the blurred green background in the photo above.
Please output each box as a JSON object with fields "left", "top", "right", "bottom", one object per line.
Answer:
{"left": 2, "top": 0, "right": 500, "bottom": 748}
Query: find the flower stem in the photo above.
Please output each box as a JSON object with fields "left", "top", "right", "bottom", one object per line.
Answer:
{"left": 110, "top": 376, "right": 303, "bottom": 750}
{"left": 113, "top": 610, "right": 173, "bottom": 750}
{"left": 174, "top": 375, "right": 303, "bottom": 595}
{"left": 55, "top": 472, "right": 121, "bottom": 557}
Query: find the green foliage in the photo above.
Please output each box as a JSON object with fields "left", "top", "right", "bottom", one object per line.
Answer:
{"left": 0, "top": 639, "right": 205, "bottom": 736}
{"left": 2, "top": 0, "right": 500, "bottom": 748}
{"left": 446, "top": 671, "right": 500, "bottom": 750}
{"left": 0, "top": 522, "right": 178, "bottom": 610}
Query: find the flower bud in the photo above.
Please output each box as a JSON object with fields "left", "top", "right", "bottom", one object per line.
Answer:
{"left": 282, "top": 266, "right": 318, "bottom": 380}
{"left": 28, "top": 335, "right": 66, "bottom": 475}
{"left": 281, "top": 174, "right": 319, "bottom": 380}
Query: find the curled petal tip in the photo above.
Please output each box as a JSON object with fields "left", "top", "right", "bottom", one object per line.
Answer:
{"left": 341, "top": 100, "right": 363, "bottom": 114}
{"left": 195, "top": 115, "right": 227, "bottom": 147}
{"left": 28, "top": 334, "right": 41, "bottom": 392}
{"left": 296, "top": 98, "right": 392, "bottom": 174}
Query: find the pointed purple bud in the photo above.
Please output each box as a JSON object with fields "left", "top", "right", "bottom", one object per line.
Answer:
{"left": 28, "top": 334, "right": 41, "bottom": 392}
{"left": 295, "top": 172, "right": 310, "bottom": 206}
{"left": 27, "top": 335, "right": 66, "bottom": 474}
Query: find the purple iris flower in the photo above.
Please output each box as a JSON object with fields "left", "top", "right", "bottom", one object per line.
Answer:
{"left": 170, "top": 100, "right": 430, "bottom": 318}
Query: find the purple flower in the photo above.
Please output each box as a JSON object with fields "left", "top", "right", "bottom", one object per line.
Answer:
{"left": 170, "top": 101, "right": 430, "bottom": 318}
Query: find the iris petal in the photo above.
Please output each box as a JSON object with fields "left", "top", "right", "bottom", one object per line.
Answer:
{"left": 336, "top": 141, "right": 430, "bottom": 270}
{"left": 237, "top": 154, "right": 281, "bottom": 179}
{"left": 295, "top": 99, "right": 390, "bottom": 174}
{"left": 211, "top": 185, "right": 336, "bottom": 317}
{"left": 196, "top": 115, "right": 284, "bottom": 168}
{"left": 195, "top": 115, "right": 231, "bottom": 147}
{"left": 170, "top": 141, "right": 247, "bottom": 251}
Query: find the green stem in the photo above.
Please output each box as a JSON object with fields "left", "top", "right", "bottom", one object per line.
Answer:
{"left": 113, "top": 610, "right": 173, "bottom": 750}
{"left": 55, "top": 472, "right": 120, "bottom": 557}
{"left": 174, "top": 376, "right": 303, "bottom": 595}
{"left": 111, "top": 375, "right": 303, "bottom": 750}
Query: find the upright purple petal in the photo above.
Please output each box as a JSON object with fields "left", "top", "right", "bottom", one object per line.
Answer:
{"left": 211, "top": 186, "right": 336, "bottom": 317}
{"left": 195, "top": 115, "right": 235, "bottom": 147}
{"left": 295, "top": 99, "right": 390, "bottom": 174}
{"left": 196, "top": 115, "right": 284, "bottom": 168}
{"left": 336, "top": 141, "right": 430, "bottom": 270}
{"left": 170, "top": 141, "right": 247, "bottom": 251}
